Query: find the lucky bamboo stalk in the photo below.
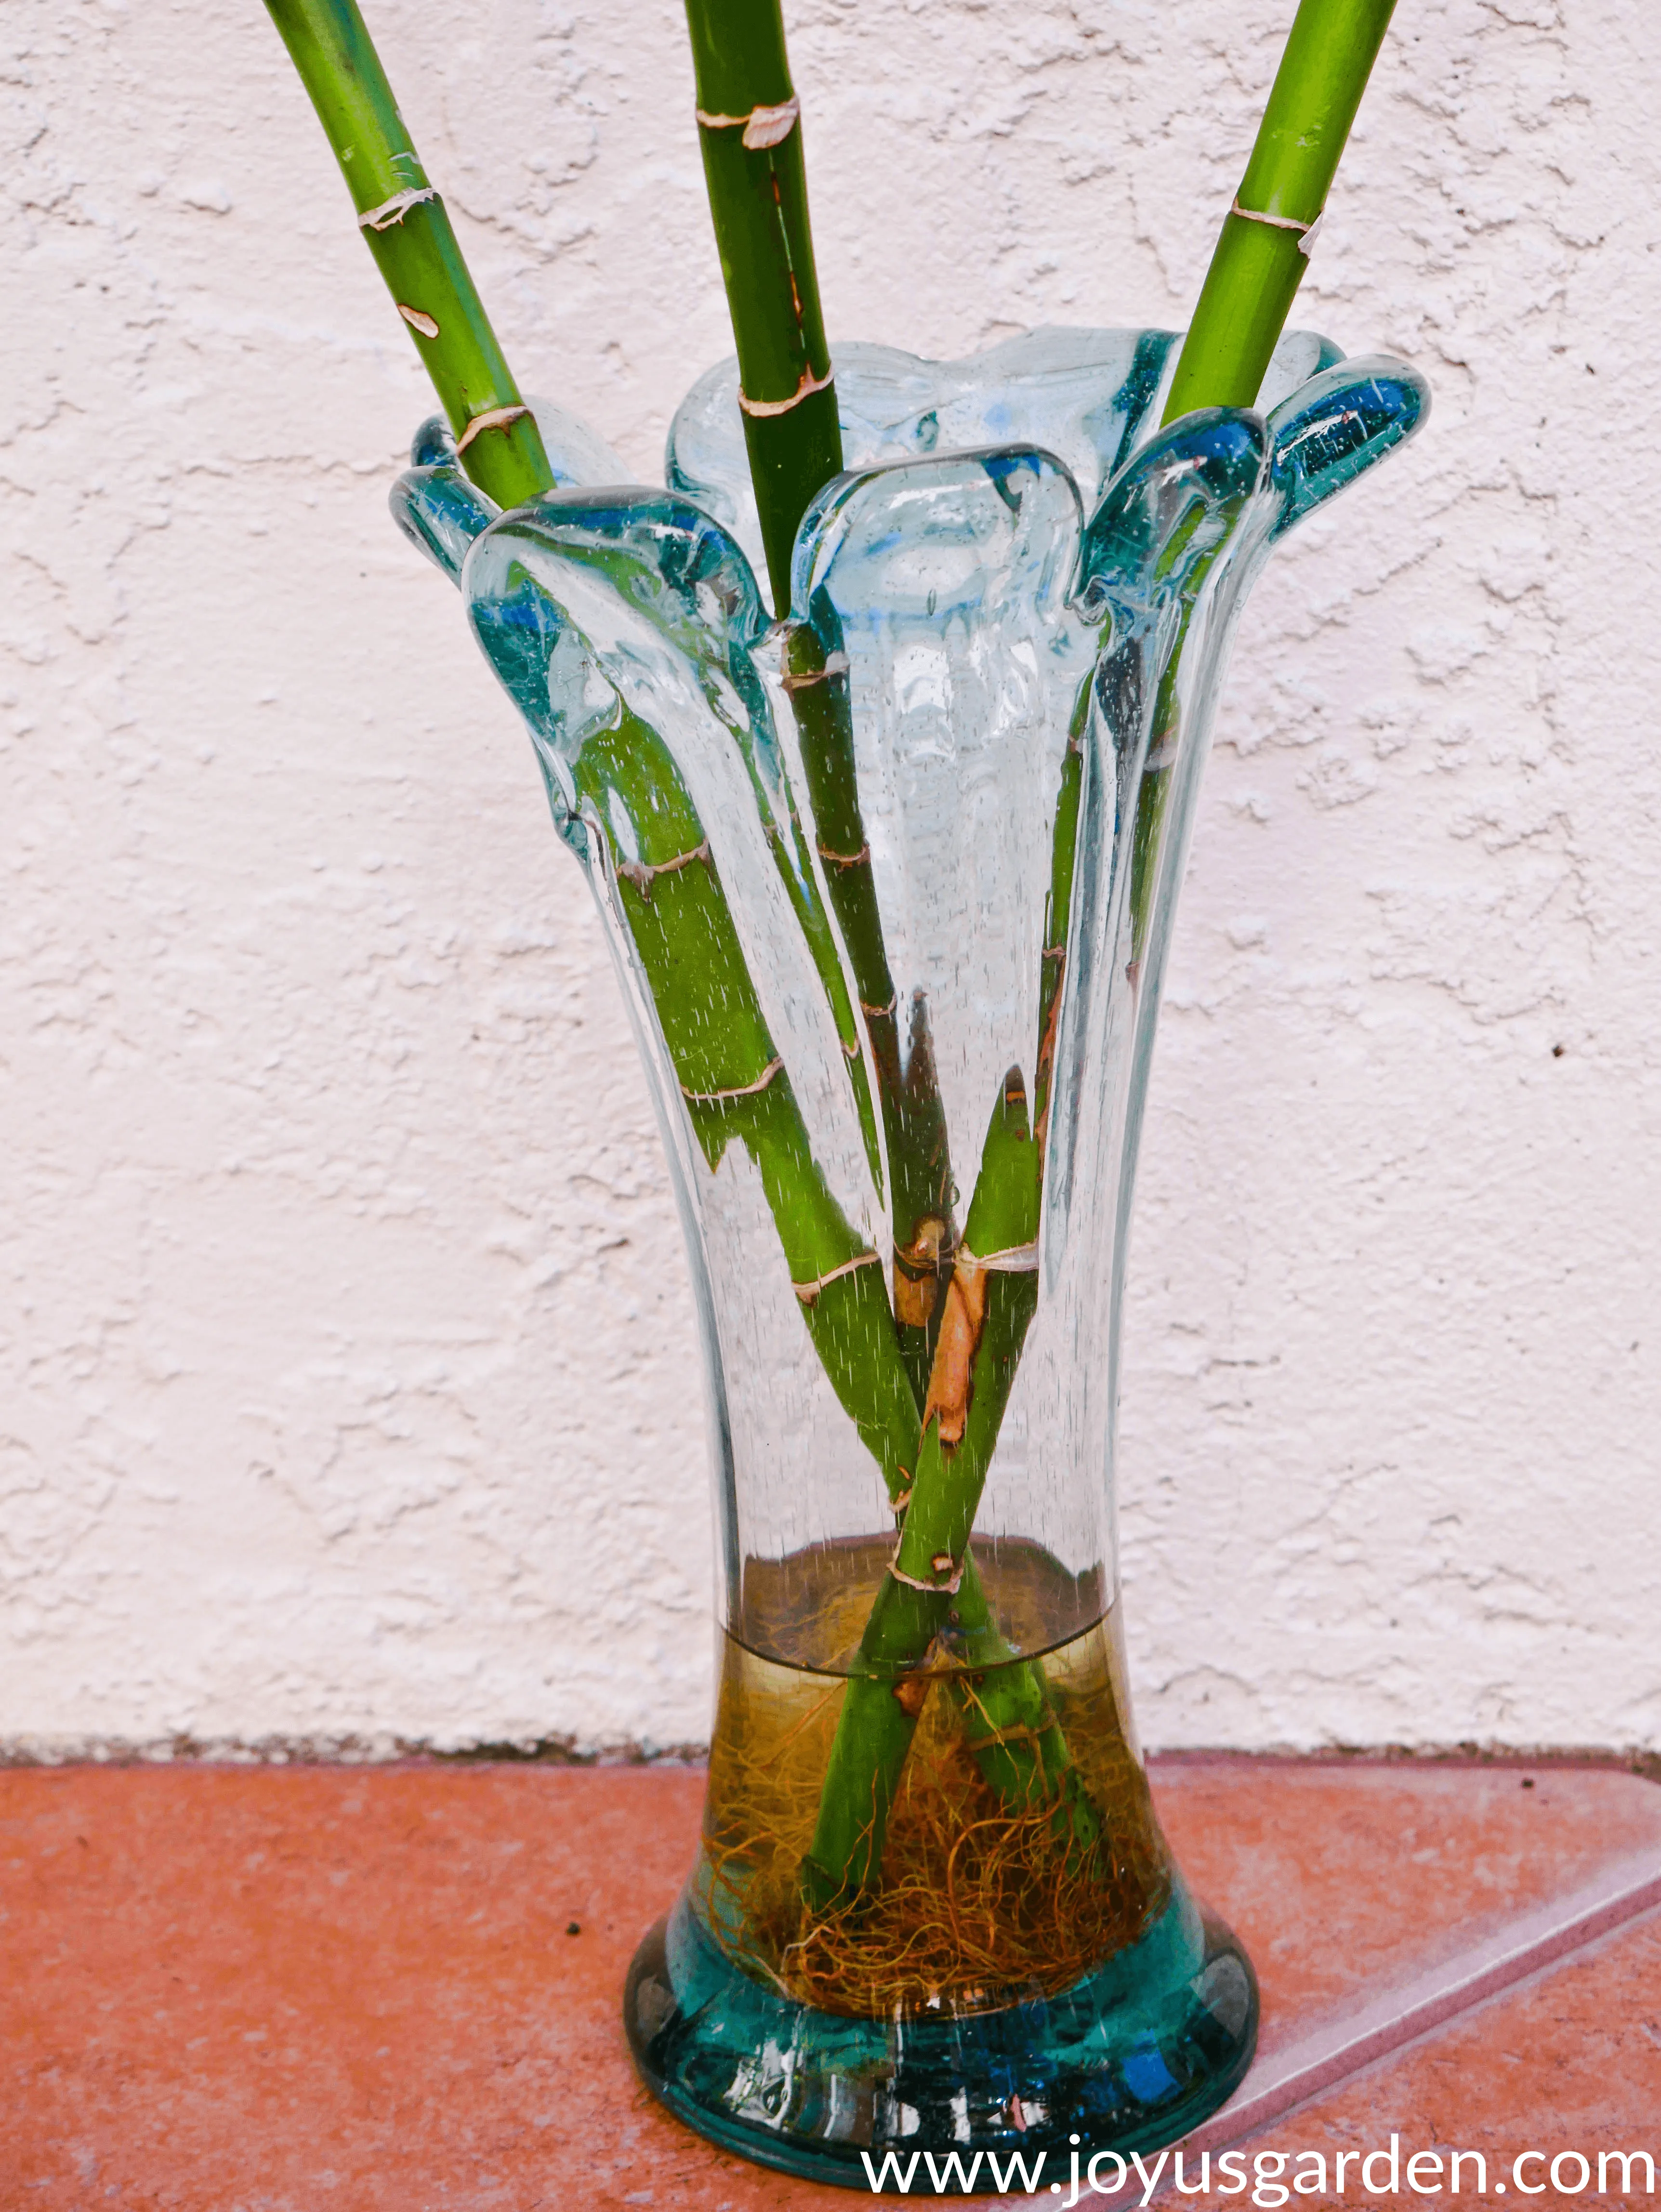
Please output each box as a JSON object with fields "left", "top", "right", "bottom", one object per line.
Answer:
{"left": 541, "top": 695, "right": 925, "bottom": 1493}
{"left": 1162, "top": 0, "right": 1397, "bottom": 422}
{"left": 260, "top": 0, "right": 938, "bottom": 1517}
{"left": 260, "top": 0, "right": 910, "bottom": 1459}
{"left": 802, "top": 1070, "right": 1045, "bottom": 1906}
{"left": 799, "top": 886, "right": 1107, "bottom": 1907}
{"left": 272, "top": 0, "right": 1404, "bottom": 1950}
{"left": 688, "top": 0, "right": 964, "bottom": 1375}
{"left": 794, "top": 0, "right": 1402, "bottom": 1907}
{"left": 680, "top": 3, "right": 988, "bottom": 1422}
{"left": 263, "top": 0, "right": 555, "bottom": 509}
{"left": 685, "top": 0, "right": 842, "bottom": 611}
{"left": 783, "top": 621, "right": 958, "bottom": 1400}
{"left": 679, "top": 1, "right": 1104, "bottom": 1899}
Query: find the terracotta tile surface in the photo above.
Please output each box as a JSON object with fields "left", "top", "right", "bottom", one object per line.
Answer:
{"left": 1151, "top": 1759, "right": 1661, "bottom": 2052}
{"left": 1247, "top": 1913, "right": 1661, "bottom": 2210}
{"left": 0, "top": 1759, "right": 1655, "bottom": 2209}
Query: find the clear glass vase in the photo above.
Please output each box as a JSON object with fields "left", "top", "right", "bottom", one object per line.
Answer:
{"left": 392, "top": 327, "right": 1426, "bottom": 2187}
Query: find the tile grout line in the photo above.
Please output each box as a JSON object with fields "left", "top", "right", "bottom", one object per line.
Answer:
{"left": 983, "top": 1849, "right": 1661, "bottom": 2209}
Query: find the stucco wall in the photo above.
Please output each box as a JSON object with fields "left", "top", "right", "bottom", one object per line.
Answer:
{"left": 4, "top": 0, "right": 1657, "bottom": 1759}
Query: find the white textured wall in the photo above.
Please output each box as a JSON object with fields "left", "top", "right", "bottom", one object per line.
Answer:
{"left": 4, "top": 0, "right": 1657, "bottom": 1759}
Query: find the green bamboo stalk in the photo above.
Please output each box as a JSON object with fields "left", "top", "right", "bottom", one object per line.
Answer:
{"left": 783, "top": 621, "right": 958, "bottom": 1403}
{"left": 684, "top": 3, "right": 966, "bottom": 1391}
{"left": 1161, "top": 0, "right": 1397, "bottom": 422}
{"left": 266, "top": 0, "right": 1093, "bottom": 1915}
{"left": 801, "top": 1070, "right": 1048, "bottom": 1909}
{"left": 685, "top": 0, "right": 842, "bottom": 610}
{"left": 1032, "top": 677, "right": 1091, "bottom": 1153}
{"left": 797, "top": 705, "right": 1107, "bottom": 1908}
{"left": 722, "top": 672, "right": 886, "bottom": 1194}
{"left": 264, "top": 0, "right": 924, "bottom": 1500}
{"left": 569, "top": 701, "right": 923, "bottom": 1496}
{"left": 264, "top": 0, "right": 554, "bottom": 509}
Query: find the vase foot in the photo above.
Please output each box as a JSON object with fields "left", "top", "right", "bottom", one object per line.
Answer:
{"left": 624, "top": 1878, "right": 1256, "bottom": 2192}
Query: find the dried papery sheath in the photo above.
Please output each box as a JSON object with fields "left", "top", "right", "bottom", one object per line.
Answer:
{"left": 738, "top": 363, "right": 837, "bottom": 418}
{"left": 1231, "top": 198, "right": 1326, "bottom": 257}
{"left": 453, "top": 404, "right": 531, "bottom": 454}
{"left": 614, "top": 841, "right": 712, "bottom": 897}
{"left": 955, "top": 1239, "right": 1041, "bottom": 1275}
{"left": 887, "top": 1547, "right": 963, "bottom": 1595}
{"left": 680, "top": 1057, "right": 786, "bottom": 1105}
{"left": 358, "top": 184, "right": 436, "bottom": 229}
{"left": 695, "top": 94, "right": 801, "bottom": 149}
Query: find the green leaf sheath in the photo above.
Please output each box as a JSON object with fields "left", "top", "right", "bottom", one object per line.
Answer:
{"left": 264, "top": 0, "right": 554, "bottom": 508}
{"left": 783, "top": 622, "right": 958, "bottom": 1404}
{"left": 571, "top": 704, "right": 919, "bottom": 1501}
{"left": 685, "top": 0, "right": 842, "bottom": 610}
{"left": 1161, "top": 0, "right": 1397, "bottom": 421}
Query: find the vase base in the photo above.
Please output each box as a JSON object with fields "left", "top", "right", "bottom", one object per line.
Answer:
{"left": 624, "top": 1878, "right": 1256, "bottom": 2192}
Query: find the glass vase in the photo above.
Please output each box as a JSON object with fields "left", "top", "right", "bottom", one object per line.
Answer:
{"left": 391, "top": 327, "right": 1427, "bottom": 2188}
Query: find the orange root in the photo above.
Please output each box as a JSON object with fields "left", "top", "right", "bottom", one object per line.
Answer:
{"left": 699, "top": 1620, "right": 1172, "bottom": 2020}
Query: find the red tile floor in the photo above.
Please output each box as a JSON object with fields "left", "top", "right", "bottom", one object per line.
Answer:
{"left": 2, "top": 1759, "right": 1657, "bottom": 2208}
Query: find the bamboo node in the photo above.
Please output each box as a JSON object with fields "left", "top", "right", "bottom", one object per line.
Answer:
{"left": 895, "top": 1218, "right": 952, "bottom": 1275}
{"left": 817, "top": 840, "right": 870, "bottom": 869}
{"left": 682, "top": 1056, "right": 785, "bottom": 1106}
{"left": 695, "top": 95, "right": 801, "bottom": 151}
{"left": 1231, "top": 198, "right": 1324, "bottom": 258}
{"left": 740, "top": 362, "right": 835, "bottom": 419}
{"left": 955, "top": 1239, "right": 1040, "bottom": 1276}
{"left": 358, "top": 186, "right": 437, "bottom": 230}
{"left": 888, "top": 1547, "right": 964, "bottom": 1595}
{"left": 455, "top": 403, "right": 531, "bottom": 455}
{"left": 616, "top": 840, "right": 711, "bottom": 900}
{"left": 791, "top": 1251, "right": 882, "bottom": 1305}
{"left": 780, "top": 649, "right": 849, "bottom": 693}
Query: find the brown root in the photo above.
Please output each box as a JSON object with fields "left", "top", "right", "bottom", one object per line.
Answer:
{"left": 699, "top": 1623, "right": 1172, "bottom": 2020}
